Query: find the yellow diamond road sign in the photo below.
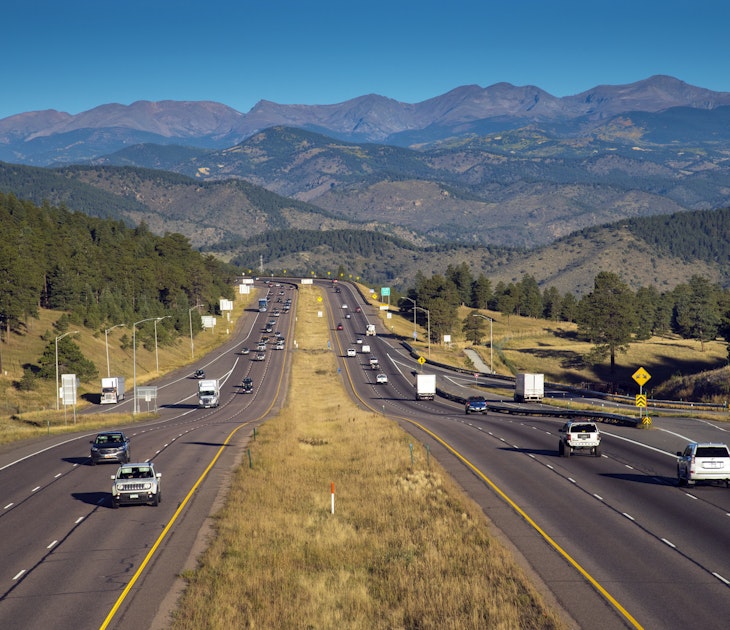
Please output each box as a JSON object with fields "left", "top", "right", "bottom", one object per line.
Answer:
{"left": 632, "top": 367, "right": 651, "bottom": 387}
{"left": 417, "top": 356, "right": 426, "bottom": 365}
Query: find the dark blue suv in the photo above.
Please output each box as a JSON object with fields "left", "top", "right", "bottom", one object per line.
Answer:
{"left": 465, "top": 396, "right": 488, "bottom": 414}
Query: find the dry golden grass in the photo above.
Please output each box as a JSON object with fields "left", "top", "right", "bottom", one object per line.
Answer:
{"left": 171, "top": 286, "right": 565, "bottom": 630}
{"left": 0, "top": 293, "right": 254, "bottom": 444}
{"left": 375, "top": 301, "right": 728, "bottom": 401}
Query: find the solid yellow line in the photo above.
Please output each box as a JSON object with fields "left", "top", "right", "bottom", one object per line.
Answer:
{"left": 328, "top": 285, "right": 642, "bottom": 628}
{"left": 404, "top": 417, "right": 644, "bottom": 630}
{"left": 100, "top": 297, "right": 292, "bottom": 629}
{"left": 98, "top": 419, "right": 250, "bottom": 630}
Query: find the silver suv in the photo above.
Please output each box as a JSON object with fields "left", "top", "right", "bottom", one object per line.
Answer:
{"left": 558, "top": 421, "right": 601, "bottom": 457}
{"left": 111, "top": 462, "right": 162, "bottom": 508}
{"left": 90, "top": 431, "right": 131, "bottom": 465}
{"left": 676, "top": 442, "right": 730, "bottom": 487}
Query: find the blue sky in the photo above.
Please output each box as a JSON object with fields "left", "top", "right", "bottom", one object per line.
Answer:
{"left": 3, "top": 0, "right": 729, "bottom": 120}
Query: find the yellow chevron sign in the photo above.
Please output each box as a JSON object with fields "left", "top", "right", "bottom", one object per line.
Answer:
{"left": 635, "top": 394, "right": 647, "bottom": 407}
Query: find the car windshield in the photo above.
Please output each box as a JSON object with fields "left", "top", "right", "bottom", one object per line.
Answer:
{"left": 97, "top": 434, "right": 123, "bottom": 444}
{"left": 119, "top": 467, "right": 152, "bottom": 479}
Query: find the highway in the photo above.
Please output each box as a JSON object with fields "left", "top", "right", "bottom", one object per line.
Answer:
{"left": 2, "top": 278, "right": 730, "bottom": 629}
{"left": 327, "top": 280, "right": 730, "bottom": 629}
{"left": 0, "top": 282, "right": 297, "bottom": 629}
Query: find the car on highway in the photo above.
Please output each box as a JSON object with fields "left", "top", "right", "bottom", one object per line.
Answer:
{"left": 465, "top": 396, "right": 488, "bottom": 414}
{"left": 256, "top": 342, "right": 267, "bottom": 351}
{"left": 240, "top": 346, "right": 250, "bottom": 355}
{"left": 110, "top": 462, "right": 162, "bottom": 508}
{"left": 241, "top": 377, "right": 254, "bottom": 393}
{"left": 355, "top": 306, "right": 361, "bottom": 313}
{"left": 193, "top": 368, "right": 205, "bottom": 379}
{"left": 558, "top": 421, "right": 601, "bottom": 457}
{"left": 346, "top": 348, "right": 357, "bottom": 357}
{"left": 677, "top": 442, "right": 730, "bottom": 486}
{"left": 274, "top": 340, "right": 285, "bottom": 350}
{"left": 376, "top": 373, "right": 388, "bottom": 384}
{"left": 90, "top": 431, "right": 131, "bottom": 465}
{"left": 337, "top": 323, "right": 344, "bottom": 330}
{"left": 254, "top": 352, "right": 266, "bottom": 361}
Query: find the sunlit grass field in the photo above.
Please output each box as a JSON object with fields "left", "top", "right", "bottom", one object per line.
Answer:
{"left": 382, "top": 300, "right": 728, "bottom": 401}
{"left": 0, "top": 294, "right": 253, "bottom": 444}
{"left": 170, "top": 285, "right": 565, "bottom": 629}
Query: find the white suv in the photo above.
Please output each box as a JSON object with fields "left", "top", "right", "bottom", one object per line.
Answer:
{"left": 676, "top": 442, "right": 730, "bottom": 487}
{"left": 558, "top": 421, "right": 601, "bottom": 457}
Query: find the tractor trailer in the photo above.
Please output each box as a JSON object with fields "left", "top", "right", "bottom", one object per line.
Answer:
{"left": 100, "top": 377, "right": 125, "bottom": 404}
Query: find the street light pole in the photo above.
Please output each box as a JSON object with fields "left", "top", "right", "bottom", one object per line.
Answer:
{"left": 104, "top": 324, "right": 125, "bottom": 378}
{"left": 472, "top": 313, "right": 494, "bottom": 374}
{"left": 154, "top": 316, "right": 171, "bottom": 374}
{"left": 415, "top": 306, "right": 431, "bottom": 358}
{"left": 189, "top": 304, "right": 202, "bottom": 359}
{"left": 133, "top": 317, "right": 160, "bottom": 414}
{"left": 55, "top": 331, "right": 79, "bottom": 410}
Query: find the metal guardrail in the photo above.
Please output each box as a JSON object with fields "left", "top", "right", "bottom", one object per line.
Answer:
{"left": 350, "top": 287, "right": 724, "bottom": 421}
{"left": 399, "top": 342, "right": 715, "bottom": 427}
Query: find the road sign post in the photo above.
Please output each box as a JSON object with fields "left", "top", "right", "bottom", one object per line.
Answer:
{"left": 632, "top": 367, "right": 651, "bottom": 427}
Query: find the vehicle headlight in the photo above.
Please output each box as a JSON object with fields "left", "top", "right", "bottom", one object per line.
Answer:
{"left": 142, "top": 483, "right": 152, "bottom": 490}
{"left": 90, "top": 446, "right": 98, "bottom": 452}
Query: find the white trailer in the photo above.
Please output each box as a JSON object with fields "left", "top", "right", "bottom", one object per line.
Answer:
{"left": 100, "top": 376, "right": 125, "bottom": 404}
{"left": 415, "top": 373, "right": 436, "bottom": 400}
{"left": 514, "top": 373, "right": 544, "bottom": 402}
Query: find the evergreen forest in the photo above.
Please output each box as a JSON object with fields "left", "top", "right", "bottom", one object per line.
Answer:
{"left": 0, "top": 192, "right": 236, "bottom": 344}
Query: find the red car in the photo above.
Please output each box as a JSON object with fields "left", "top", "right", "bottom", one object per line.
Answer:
{"left": 336, "top": 323, "right": 344, "bottom": 330}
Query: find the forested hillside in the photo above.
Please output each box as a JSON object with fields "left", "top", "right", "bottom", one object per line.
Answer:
{"left": 0, "top": 192, "right": 235, "bottom": 340}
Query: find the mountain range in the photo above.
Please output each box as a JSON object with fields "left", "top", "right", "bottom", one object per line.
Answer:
{"left": 1, "top": 75, "right": 730, "bottom": 292}
{"left": 3, "top": 74, "right": 730, "bottom": 165}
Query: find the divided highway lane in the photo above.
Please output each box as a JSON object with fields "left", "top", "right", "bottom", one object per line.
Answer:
{"left": 443, "top": 414, "right": 730, "bottom": 628}
{"left": 321, "top": 283, "right": 730, "bottom": 628}
{"left": 0, "top": 285, "right": 296, "bottom": 629}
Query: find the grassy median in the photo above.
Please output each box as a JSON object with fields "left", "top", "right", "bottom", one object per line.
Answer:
{"left": 170, "top": 285, "right": 565, "bottom": 629}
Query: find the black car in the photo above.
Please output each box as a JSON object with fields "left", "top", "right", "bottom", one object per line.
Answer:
{"left": 242, "top": 377, "right": 254, "bottom": 393}
{"left": 193, "top": 368, "right": 205, "bottom": 379}
{"left": 465, "top": 396, "right": 488, "bottom": 414}
{"left": 90, "top": 431, "right": 131, "bottom": 465}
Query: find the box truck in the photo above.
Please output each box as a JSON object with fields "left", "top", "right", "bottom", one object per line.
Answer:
{"left": 198, "top": 379, "right": 220, "bottom": 408}
{"left": 514, "top": 373, "right": 544, "bottom": 402}
{"left": 415, "top": 373, "right": 436, "bottom": 400}
{"left": 365, "top": 324, "right": 376, "bottom": 336}
{"left": 100, "top": 376, "right": 125, "bottom": 404}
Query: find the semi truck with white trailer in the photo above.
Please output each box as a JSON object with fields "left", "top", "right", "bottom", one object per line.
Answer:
{"left": 100, "top": 376, "right": 125, "bottom": 404}
{"left": 415, "top": 373, "right": 436, "bottom": 400}
{"left": 198, "top": 379, "right": 220, "bottom": 408}
{"left": 514, "top": 373, "right": 544, "bottom": 402}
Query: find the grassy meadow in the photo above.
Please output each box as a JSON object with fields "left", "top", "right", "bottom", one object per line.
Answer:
{"left": 0, "top": 292, "right": 253, "bottom": 444}
{"left": 381, "top": 299, "right": 730, "bottom": 402}
{"left": 171, "top": 285, "right": 565, "bottom": 629}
